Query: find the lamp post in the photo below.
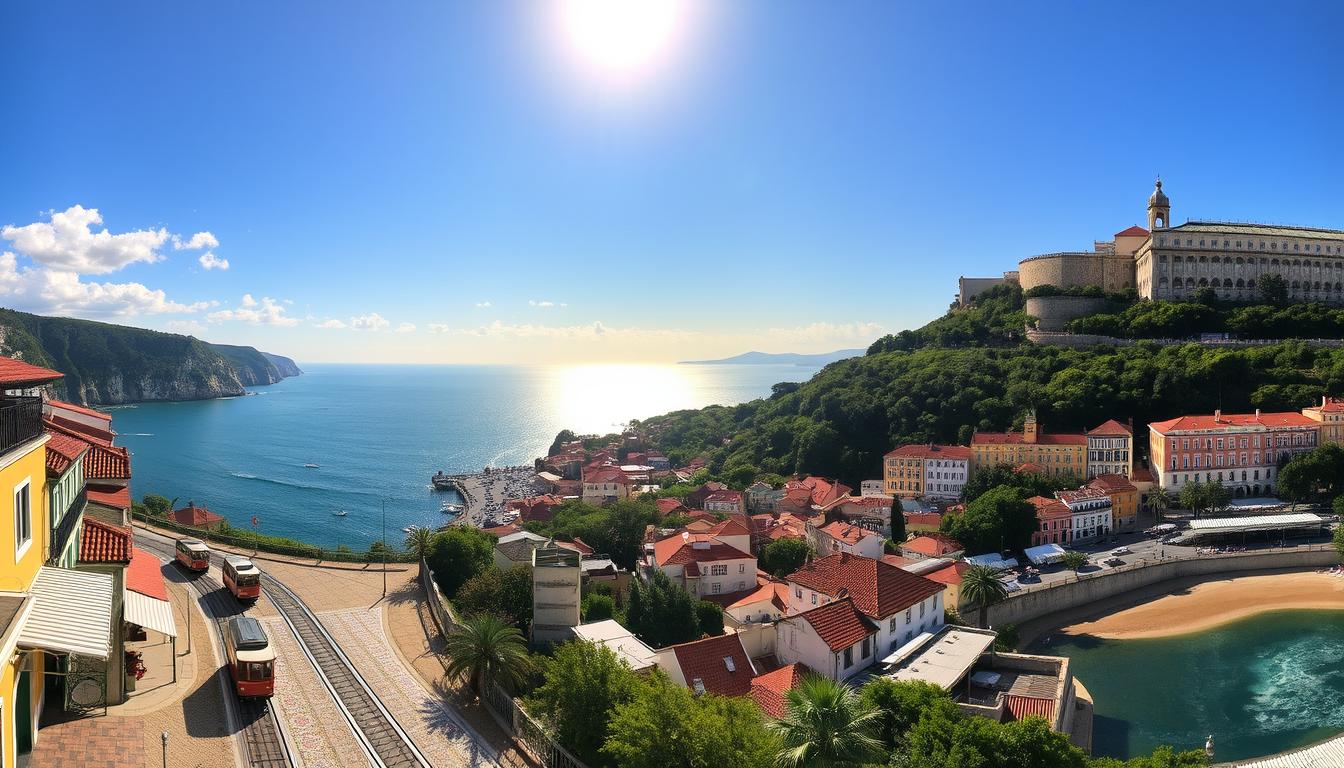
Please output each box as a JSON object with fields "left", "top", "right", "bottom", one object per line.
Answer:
{"left": 381, "top": 498, "right": 387, "bottom": 599}
{"left": 161, "top": 731, "right": 169, "bottom": 768}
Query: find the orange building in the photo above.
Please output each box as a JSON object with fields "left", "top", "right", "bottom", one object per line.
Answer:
{"left": 1302, "top": 396, "right": 1344, "bottom": 446}
{"left": 971, "top": 414, "right": 1086, "bottom": 479}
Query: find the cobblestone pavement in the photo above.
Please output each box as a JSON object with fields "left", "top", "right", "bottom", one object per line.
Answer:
{"left": 320, "top": 605, "right": 502, "bottom": 767}
{"left": 256, "top": 616, "right": 365, "bottom": 768}
{"left": 27, "top": 716, "right": 144, "bottom": 768}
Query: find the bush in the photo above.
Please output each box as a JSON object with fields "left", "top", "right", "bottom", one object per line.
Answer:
{"left": 583, "top": 594, "right": 615, "bottom": 622}
{"left": 694, "top": 601, "right": 724, "bottom": 637}
{"left": 426, "top": 527, "right": 496, "bottom": 598}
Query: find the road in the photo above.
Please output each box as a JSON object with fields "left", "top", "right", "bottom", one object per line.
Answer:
{"left": 137, "top": 527, "right": 470, "bottom": 768}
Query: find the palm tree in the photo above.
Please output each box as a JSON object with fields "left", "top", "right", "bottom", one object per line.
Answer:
{"left": 442, "top": 614, "right": 531, "bottom": 700}
{"left": 1148, "top": 488, "right": 1171, "bottom": 525}
{"left": 405, "top": 526, "right": 434, "bottom": 575}
{"left": 958, "top": 564, "right": 1009, "bottom": 629}
{"left": 768, "top": 675, "right": 882, "bottom": 768}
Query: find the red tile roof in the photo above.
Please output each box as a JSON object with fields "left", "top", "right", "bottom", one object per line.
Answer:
{"left": 652, "top": 533, "right": 751, "bottom": 567}
{"left": 656, "top": 498, "right": 688, "bottom": 516}
{"left": 902, "top": 534, "right": 964, "bottom": 558}
{"left": 921, "top": 560, "right": 969, "bottom": 587}
{"left": 44, "top": 415, "right": 115, "bottom": 446}
{"left": 1149, "top": 411, "right": 1318, "bottom": 432}
{"left": 1307, "top": 396, "right": 1344, "bottom": 413}
{"left": 584, "top": 466, "right": 629, "bottom": 484}
{"left": 707, "top": 517, "right": 752, "bottom": 538}
{"left": 973, "top": 432, "right": 1086, "bottom": 446}
{"left": 1114, "top": 225, "right": 1150, "bottom": 238}
{"left": 1086, "top": 419, "right": 1132, "bottom": 436}
{"left": 1129, "top": 466, "right": 1156, "bottom": 483}
{"left": 44, "top": 431, "right": 89, "bottom": 475}
{"left": 556, "top": 537, "right": 593, "bottom": 556}
{"left": 0, "top": 357, "right": 62, "bottom": 386}
{"left": 881, "top": 553, "right": 918, "bottom": 568}
{"left": 172, "top": 504, "right": 223, "bottom": 527}
{"left": 704, "top": 490, "right": 744, "bottom": 506}
{"left": 506, "top": 494, "right": 563, "bottom": 523}
{"left": 750, "top": 663, "right": 810, "bottom": 718}
{"left": 818, "top": 521, "right": 881, "bottom": 546}
{"left": 127, "top": 547, "right": 169, "bottom": 601}
{"left": 481, "top": 523, "right": 521, "bottom": 537}
{"left": 1088, "top": 474, "right": 1137, "bottom": 494}
{"left": 87, "top": 485, "right": 131, "bottom": 510}
{"left": 1028, "top": 495, "right": 1071, "bottom": 520}
{"left": 669, "top": 633, "right": 756, "bottom": 697}
{"left": 1004, "top": 694, "right": 1056, "bottom": 724}
{"left": 46, "top": 399, "right": 112, "bottom": 422}
{"left": 787, "top": 553, "right": 944, "bottom": 619}
{"left": 884, "top": 444, "right": 971, "bottom": 460}
{"left": 79, "top": 518, "right": 132, "bottom": 563}
{"left": 793, "top": 597, "right": 876, "bottom": 651}
{"left": 84, "top": 444, "right": 130, "bottom": 479}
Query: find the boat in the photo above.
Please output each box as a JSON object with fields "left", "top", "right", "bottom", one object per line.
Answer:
{"left": 333, "top": 510, "right": 347, "bottom": 517}
{"left": 440, "top": 502, "right": 463, "bottom": 514}
{"left": 431, "top": 471, "right": 455, "bottom": 490}
{"left": 305, "top": 463, "right": 320, "bottom": 469}
{"left": 403, "top": 524, "right": 422, "bottom": 533}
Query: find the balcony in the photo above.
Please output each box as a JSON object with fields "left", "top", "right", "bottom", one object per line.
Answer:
{"left": 0, "top": 396, "right": 44, "bottom": 457}
{"left": 50, "top": 488, "right": 88, "bottom": 565}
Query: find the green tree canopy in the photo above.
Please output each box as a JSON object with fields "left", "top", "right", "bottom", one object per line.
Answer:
{"left": 426, "top": 527, "right": 496, "bottom": 598}
{"left": 942, "top": 485, "right": 1037, "bottom": 554}
{"left": 760, "top": 538, "right": 811, "bottom": 579}
{"left": 529, "top": 640, "right": 642, "bottom": 767}
{"left": 626, "top": 568, "right": 702, "bottom": 648}
{"left": 453, "top": 565, "right": 534, "bottom": 632}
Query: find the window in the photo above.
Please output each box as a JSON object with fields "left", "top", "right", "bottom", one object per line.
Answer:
{"left": 890, "top": 617, "right": 897, "bottom": 632}
{"left": 711, "top": 583, "right": 721, "bottom": 594}
{"left": 919, "top": 601, "right": 926, "bottom": 618}
{"left": 738, "top": 563, "right": 746, "bottom": 573}
{"left": 905, "top": 608, "right": 912, "bottom": 624}
{"left": 14, "top": 480, "right": 31, "bottom": 559}
{"left": 723, "top": 656, "right": 736, "bottom": 672}
{"left": 795, "top": 587, "right": 802, "bottom": 599}
{"left": 811, "top": 593, "right": 817, "bottom": 605}
{"left": 843, "top": 646, "right": 854, "bottom": 668}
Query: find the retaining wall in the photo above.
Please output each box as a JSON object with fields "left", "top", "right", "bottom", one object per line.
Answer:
{"left": 985, "top": 547, "right": 1338, "bottom": 627}
{"left": 1024, "top": 296, "right": 1113, "bottom": 332}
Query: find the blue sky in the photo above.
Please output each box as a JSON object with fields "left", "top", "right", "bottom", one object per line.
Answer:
{"left": 3, "top": 1, "right": 1343, "bottom": 363}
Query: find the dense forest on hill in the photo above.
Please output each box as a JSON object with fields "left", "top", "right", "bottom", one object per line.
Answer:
{"left": 637, "top": 287, "right": 1344, "bottom": 485}
{"left": 0, "top": 308, "right": 299, "bottom": 404}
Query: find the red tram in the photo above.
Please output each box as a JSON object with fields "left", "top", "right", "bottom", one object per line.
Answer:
{"left": 223, "top": 555, "right": 262, "bottom": 601}
{"left": 174, "top": 538, "right": 210, "bottom": 572}
{"left": 225, "top": 616, "right": 275, "bottom": 698}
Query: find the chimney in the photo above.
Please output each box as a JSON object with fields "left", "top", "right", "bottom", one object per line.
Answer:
{"left": 1255, "top": 408, "right": 1261, "bottom": 420}
{"left": 1213, "top": 409, "right": 1221, "bottom": 421}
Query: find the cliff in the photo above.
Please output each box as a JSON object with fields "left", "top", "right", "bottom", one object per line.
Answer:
{"left": 0, "top": 308, "right": 300, "bottom": 405}
{"left": 208, "top": 344, "right": 303, "bottom": 386}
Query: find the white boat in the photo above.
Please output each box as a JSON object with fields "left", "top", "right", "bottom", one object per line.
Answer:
{"left": 403, "top": 524, "right": 422, "bottom": 533}
{"left": 333, "top": 510, "right": 347, "bottom": 517}
{"left": 304, "top": 463, "right": 320, "bottom": 469}
{"left": 440, "top": 502, "right": 463, "bottom": 513}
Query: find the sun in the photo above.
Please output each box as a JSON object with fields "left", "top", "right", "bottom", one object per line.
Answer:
{"left": 553, "top": 0, "right": 693, "bottom": 86}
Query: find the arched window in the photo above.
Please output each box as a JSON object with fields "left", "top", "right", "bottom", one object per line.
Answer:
{"left": 1158, "top": 277, "right": 1169, "bottom": 287}
{"left": 1272, "top": 259, "right": 1280, "bottom": 266}
{"left": 1199, "top": 255, "right": 1208, "bottom": 263}
{"left": 1235, "top": 257, "right": 1244, "bottom": 265}
{"left": 1247, "top": 279, "right": 1256, "bottom": 288}
{"left": 1174, "top": 255, "right": 1184, "bottom": 264}
{"left": 1198, "top": 278, "right": 1209, "bottom": 287}
{"left": 1210, "top": 278, "right": 1221, "bottom": 288}
{"left": 1235, "top": 279, "right": 1245, "bottom": 288}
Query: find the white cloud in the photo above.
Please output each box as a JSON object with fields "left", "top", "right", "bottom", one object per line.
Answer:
{"left": 529, "top": 300, "right": 567, "bottom": 308}
{"left": 172, "top": 231, "right": 219, "bottom": 251}
{"left": 474, "top": 301, "right": 492, "bottom": 308}
{"left": 395, "top": 322, "right": 416, "bottom": 334}
{"left": 316, "top": 318, "right": 347, "bottom": 329}
{"left": 427, "top": 323, "right": 451, "bottom": 334}
{"left": 207, "top": 295, "right": 299, "bottom": 326}
{"left": 165, "top": 319, "right": 207, "bottom": 336}
{"left": 0, "top": 252, "right": 209, "bottom": 316}
{"left": 198, "top": 252, "right": 229, "bottom": 271}
{"left": 350, "top": 312, "right": 390, "bottom": 331}
{"left": 1, "top": 205, "right": 169, "bottom": 274}
{"left": 449, "top": 320, "right": 693, "bottom": 343}
{"left": 763, "top": 321, "right": 884, "bottom": 344}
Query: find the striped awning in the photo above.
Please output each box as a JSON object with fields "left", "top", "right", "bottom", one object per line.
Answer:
{"left": 19, "top": 566, "right": 113, "bottom": 659}
{"left": 124, "top": 589, "right": 176, "bottom": 638}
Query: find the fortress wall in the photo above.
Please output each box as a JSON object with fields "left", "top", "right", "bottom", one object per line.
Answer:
{"left": 1024, "top": 296, "right": 1111, "bottom": 332}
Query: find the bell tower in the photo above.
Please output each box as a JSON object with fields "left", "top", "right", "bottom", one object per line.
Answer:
{"left": 1147, "top": 178, "right": 1170, "bottom": 230}
{"left": 1023, "top": 411, "right": 1039, "bottom": 444}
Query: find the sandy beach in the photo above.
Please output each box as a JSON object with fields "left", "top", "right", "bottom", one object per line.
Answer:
{"left": 1023, "top": 569, "right": 1344, "bottom": 643}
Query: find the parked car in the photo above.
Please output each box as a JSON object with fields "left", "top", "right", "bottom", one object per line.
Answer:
{"left": 1104, "top": 557, "right": 1125, "bottom": 567}
{"left": 1111, "top": 546, "right": 1131, "bottom": 556}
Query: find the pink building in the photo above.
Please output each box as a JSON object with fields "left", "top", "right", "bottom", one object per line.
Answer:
{"left": 1148, "top": 409, "right": 1321, "bottom": 496}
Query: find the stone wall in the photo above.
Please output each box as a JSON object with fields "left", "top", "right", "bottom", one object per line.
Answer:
{"left": 983, "top": 547, "right": 1338, "bottom": 627}
{"left": 1018, "top": 252, "right": 1137, "bottom": 293}
{"left": 1024, "top": 296, "right": 1112, "bottom": 332}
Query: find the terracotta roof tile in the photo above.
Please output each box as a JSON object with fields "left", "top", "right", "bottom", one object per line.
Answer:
{"left": 902, "top": 534, "right": 964, "bottom": 558}
{"left": 1086, "top": 419, "right": 1132, "bottom": 436}
{"left": 1114, "top": 225, "right": 1150, "bottom": 238}
{"left": 750, "top": 663, "right": 810, "bottom": 718}
{"left": 0, "top": 357, "right": 62, "bottom": 386}
{"left": 87, "top": 485, "right": 131, "bottom": 510}
{"left": 652, "top": 533, "right": 751, "bottom": 566}
{"left": 79, "top": 518, "right": 132, "bottom": 563}
{"left": 171, "top": 505, "right": 223, "bottom": 527}
{"left": 818, "top": 521, "right": 881, "bottom": 546}
{"left": 793, "top": 597, "right": 876, "bottom": 651}
{"left": 46, "top": 399, "right": 112, "bottom": 422}
{"left": 1088, "top": 474, "right": 1137, "bottom": 494}
{"left": 44, "top": 415, "right": 115, "bottom": 446}
{"left": 84, "top": 444, "right": 130, "bottom": 479}
{"left": 669, "top": 633, "right": 756, "bottom": 697}
{"left": 884, "top": 444, "right": 971, "bottom": 460}
{"left": 44, "top": 431, "right": 89, "bottom": 475}
{"left": 656, "top": 498, "right": 688, "bottom": 516}
{"left": 787, "top": 553, "right": 944, "bottom": 619}
{"left": 127, "top": 547, "right": 169, "bottom": 601}
{"left": 1149, "top": 411, "right": 1318, "bottom": 433}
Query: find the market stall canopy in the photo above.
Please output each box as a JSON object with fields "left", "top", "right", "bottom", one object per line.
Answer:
{"left": 19, "top": 566, "right": 113, "bottom": 659}
{"left": 1024, "top": 543, "right": 1066, "bottom": 565}
{"left": 965, "top": 553, "right": 1018, "bottom": 571}
{"left": 124, "top": 590, "right": 176, "bottom": 638}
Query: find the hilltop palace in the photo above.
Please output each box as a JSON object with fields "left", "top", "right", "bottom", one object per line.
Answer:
{"left": 958, "top": 180, "right": 1344, "bottom": 307}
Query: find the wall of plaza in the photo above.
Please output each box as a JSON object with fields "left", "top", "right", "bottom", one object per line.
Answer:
{"left": 983, "top": 548, "right": 1336, "bottom": 628}
{"left": 1018, "top": 252, "right": 1136, "bottom": 293}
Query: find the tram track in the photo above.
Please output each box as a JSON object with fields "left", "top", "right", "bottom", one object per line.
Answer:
{"left": 138, "top": 536, "right": 294, "bottom": 768}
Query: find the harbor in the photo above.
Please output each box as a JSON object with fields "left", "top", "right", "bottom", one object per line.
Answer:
{"left": 430, "top": 465, "right": 546, "bottom": 527}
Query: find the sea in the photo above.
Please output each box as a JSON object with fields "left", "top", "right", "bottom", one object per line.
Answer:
{"left": 108, "top": 362, "right": 822, "bottom": 548}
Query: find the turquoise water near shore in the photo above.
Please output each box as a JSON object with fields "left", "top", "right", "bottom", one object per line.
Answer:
{"left": 1043, "top": 610, "right": 1344, "bottom": 762}
{"left": 109, "top": 362, "right": 822, "bottom": 547}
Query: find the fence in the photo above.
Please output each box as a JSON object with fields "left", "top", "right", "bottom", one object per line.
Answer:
{"left": 133, "top": 511, "right": 417, "bottom": 563}
{"left": 418, "top": 558, "right": 590, "bottom": 768}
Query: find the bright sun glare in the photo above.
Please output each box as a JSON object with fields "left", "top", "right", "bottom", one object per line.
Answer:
{"left": 554, "top": 0, "right": 692, "bottom": 86}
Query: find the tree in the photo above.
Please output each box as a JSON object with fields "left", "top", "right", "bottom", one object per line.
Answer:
{"left": 859, "top": 678, "right": 956, "bottom": 753}
{"left": 760, "top": 538, "right": 811, "bottom": 579}
{"left": 1148, "top": 488, "right": 1172, "bottom": 525}
{"left": 582, "top": 593, "right": 615, "bottom": 622}
{"left": 142, "top": 494, "right": 172, "bottom": 517}
{"left": 1178, "top": 480, "right": 1212, "bottom": 518}
{"left": 1258, "top": 273, "right": 1289, "bottom": 305}
{"left": 529, "top": 640, "right": 641, "bottom": 767}
{"left": 767, "top": 675, "right": 882, "bottom": 768}
{"left": 1089, "top": 745, "right": 1210, "bottom": 767}
{"left": 404, "top": 525, "right": 434, "bottom": 563}
{"left": 904, "top": 704, "right": 1088, "bottom": 768}
{"left": 602, "top": 672, "right": 776, "bottom": 768}
{"left": 453, "top": 566, "right": 534, "bottom": 631}
{"left": 626, "top": 568, "right": 701, "bottom": 648}
{"left": 1060, "top": 550, "right": 1089, "bottom": 577}
{"left": 442, "top": 614, "right": 531, "bottom": 699}
{"left": 695, "top": 601, "right": 724, "bottom": 636}
{"left": 958, "top": 564, "right": 1009, "bottom": 629}
{"left": 942, "top": 486, "right": 1037, "bottom": 554}
{"left": 1334, "top": 522, "right": 1344, "bottom": 561}
{"left": 426, "top": 527, "right": 496, "bottom": 597}
{"left": 891, "top": 504, "right": 908, "bottom": 543}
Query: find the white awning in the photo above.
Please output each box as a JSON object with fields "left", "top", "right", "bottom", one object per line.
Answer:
{"left": 1188, "top": 513, "right": 1324, "bottom": 533}
{"left": 124, "top": 589, "right": 177, "bottom": 638}
{"left": 19, "top": 567, "right": 114, "bottom": 659}
{"left": 1024, "top": 543, "right": 1066, "bottom": 565}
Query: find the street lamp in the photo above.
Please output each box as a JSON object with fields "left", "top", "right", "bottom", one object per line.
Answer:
{"left": 381, "top": 498, "right": 387, "bottom": 599}
{"left": 161, "top": 731, "right": 169, "bottom": 768}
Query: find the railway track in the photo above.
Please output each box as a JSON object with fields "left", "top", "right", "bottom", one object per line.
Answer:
{"left": 140, "top": 530, "right": 429, "bottom": 768}
{"left": 139, "top": 535, "right": 293, "bottom": 768}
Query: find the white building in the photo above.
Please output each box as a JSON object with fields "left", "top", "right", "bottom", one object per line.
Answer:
{"left": 1055, "top": 487, "right": 1113, "bottom": 543}
{"left": 646, "top": 532, "right": 756, "bottom": 599}
{"left": 1086, "top": 419, "right": 1133, "bottom": 478}
{"left": 571, "top": 620, "right": 657, "bottom": 672}
{"left": 811, "top": 521, "right": 885, "bottom": 560}
{"left": 531, "top": 543, "right": 582, "bottom": 646}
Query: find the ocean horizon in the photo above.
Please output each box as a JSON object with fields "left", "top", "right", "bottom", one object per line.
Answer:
{"left": 110, "top": 361, "right": 823, "bottom": 547}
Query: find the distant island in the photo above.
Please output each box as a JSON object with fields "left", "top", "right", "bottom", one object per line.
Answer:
{"left": 0, "top": 307, "right": 300, "bottom": 405}
{"left": 678, "top": 349, "right": 865, "bottom": 366}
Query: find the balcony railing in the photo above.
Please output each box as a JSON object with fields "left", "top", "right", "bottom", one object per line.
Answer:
{"left": 0, "top": 396, "right": 44, "bottom": 457}
{"left": 50, "top": 487, "right": 87, "bottom": 565}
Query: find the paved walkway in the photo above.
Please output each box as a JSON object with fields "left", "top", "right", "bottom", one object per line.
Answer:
{"left": 320, "top": 604, "right": 502, "bottom": 767}
{"left": 27, "top": 716, "right": 144, "bottom": 768}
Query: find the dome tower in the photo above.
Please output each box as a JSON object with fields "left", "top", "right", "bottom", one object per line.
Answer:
{"left": 1147, "top": 178, "right": 1170, "bottom": 230}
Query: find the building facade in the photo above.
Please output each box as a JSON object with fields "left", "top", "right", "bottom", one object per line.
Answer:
{"left": 1148, "top": 410, "right": 1321, "bottom": 496}
{"left": 531, "top": 544, "right": 582, "bottom": 647}
{"left": 883, "top": 444, "right": 970, "bottom": 499}
{"left": 1085, "top": 420, "right": 1133, "bottom": 478}
{"left": 1303, "top": 396, "right": 1344, "bottom": 446}
{"left": 970, "top": 414, "right": 1085, "bottom": 479}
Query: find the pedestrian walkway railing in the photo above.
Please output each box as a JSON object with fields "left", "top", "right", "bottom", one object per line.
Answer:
{"left": 133, "top": 511, "right": 416, "bottom": 563}
{"left": 419, "top": 558, "right": 590, "bottom": 768}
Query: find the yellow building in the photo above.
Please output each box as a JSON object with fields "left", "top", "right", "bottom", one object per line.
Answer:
{"left": 1088, "top": 474, "right": 1140, "bottom": 531}
{"left": 0, "top": 360, "right": 114, "bottom": 765}
{"left": 970, "top": 414, "right": 1087, "bottom": 479}
{"left": 883, "top": 444, "right": 971, "bottom": 500}
{"left": 1302, "top": 396, "right": 1344, "bottom": 446}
